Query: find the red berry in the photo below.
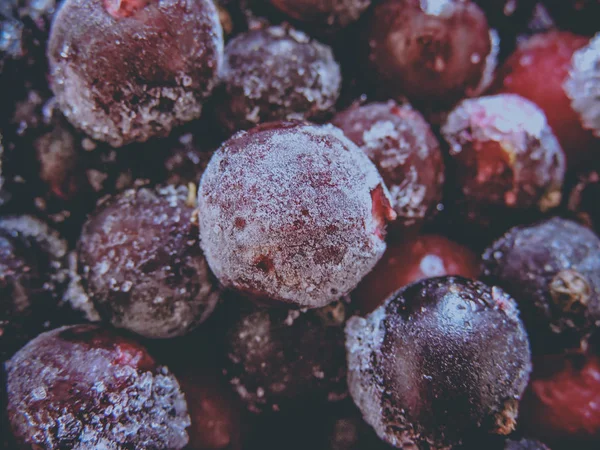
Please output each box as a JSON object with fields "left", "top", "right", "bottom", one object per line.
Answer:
{"left": 520, "top": 350, "right": 600, "bottom": 441}
{"left": 352, "top": 234, "right": 480, "bottom": 314}
{"left": 492, "top": 31, "right": 596, "bottom": 168}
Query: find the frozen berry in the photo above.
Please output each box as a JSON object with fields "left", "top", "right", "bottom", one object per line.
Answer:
{"left": 331, "top": 101, "right": 445, "bottom": 228}
{"left": 78, "top": 185, "right": 219, "bottom": 339}
{"left": 268, "top": 0, "right": 371, "bottom": 28}
{"left": 6, "top": 324, "right": 190, "bottom": 449}
{"left": 492, "top": 31, "right": 595, "bottom": 168}
{"left": 223, "top": 300, "right": 348, "bottom": 413}
{"left": 564, "top": 33, "right": 600, "bottom": 140}
{"left": 363, "top": 0, "right": 498, "bottom": 111}
{"left": 214, "top": 25, "right": 341, "bottom": 133}
{"left": 441, "top": 94, "right": 566, "bottom": 227}
{"left": 346, "top": 276, "right": 532, "bottom": 449}
{"left": 0, "top": 215, "right": 68, "bottom": 360}
{"left": 568, "top": 169, "right": 600, "bottom": 234}
{"left": 520, "top": 349, "right": 600, "bottom": 441}
{"left": 48, "top": 0, "right": 224, "bottom": 147}
{"left": 542, "top": 0, "right": 600, "bottom": 35}
{"left": 502, "top": 438, "right": 550, "bottom": 450}
{"left": 482, "top": 218, "right": 600, "bottom": 349}
{"left": 198, "top": 122, "right": 395, "bottom": 308}
{"left": 352, "top": 234, "right": 480, "bottom": 314}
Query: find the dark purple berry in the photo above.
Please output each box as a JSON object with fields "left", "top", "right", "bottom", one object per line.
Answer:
{"left": 78, "top": 185, "right": 219, "bottom": 338}
{"left": 223, "top": 300, "right": 348, "bottom": 413}
{"left": 332, "top": 101, "right": 445, "bottom": 229}
{"left": 0, "top": 215, "right": 68, "bottom": 361}
{"left": 268, "top": 0, "right": 371, "bottom": 28}
{"left": 363, "top": 0, "right": 498, "bottom": 111}
{"left": 481, "top": 217, "right": 600, "bottom": 349}
{"left": 48, "top": 0, "right": 224, "bottom": 147}
{"left": 346, "top": 276, "right": 532, "bottom": 449}
{"left": 6, "top": 324, "right": 190, "bottom": 449}
{"left": 198, "top": 121, "right": 395, "bottom": 308}
{"left": 214, "top": 25, "right": 341, "bottom": 133}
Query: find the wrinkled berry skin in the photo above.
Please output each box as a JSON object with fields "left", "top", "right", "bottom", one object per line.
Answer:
{"left": 78, "top": 185, "right": 219, "bottom": 339}
{"left": 268, "top": 0, "right": 371, "bottom": 28}
{"left": 48, "top": 0, "right": 224, "bottom": 147}
{"left": 6, "top": 324, "right": 190, "bottom": 449}
{"left": 568, "top": 170, "right": 600, "bottom": 234}
{"left": 198, "top": 122, "right": 395, "bottom": 309}
{"left": 482, "top": 218, "right": 600, "bottom": 350}
{"left": 520, "top": 350, "right": 600, "bottom": 442}
{"left": 0, "top": 215, "right": 69, "bottom": 361}
{"left": 215, "top": 25, "right": 341, "bottom": 134}
{"left": 332, "top": 101, "right": 445, "bottom": 229}
{"left": 352, "top": 234, "right": 480, "bottom": 314}
{"left": 346, "top": 276, "right": 532, "bottom": 449}
{"left": 442, "top": 94, "right": 566, "bottom": 228}
{"left": 363, "top": 0, "right": 497, "bottom": 111}
{"left": 492, "top": 31, "right": 594, "bottom": 168}
{"left": 223, "top": 300, "right": 348, "bottom": 413}
{"left": 542, "top": 0, "right": 600, "bottom": 35}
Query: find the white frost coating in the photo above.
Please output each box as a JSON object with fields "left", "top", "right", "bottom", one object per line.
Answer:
{"left": 565, "top": 33, "right": 600, "bottom": 138}
{"left": 420, "top": 0, "right": 452, "bottom": 16}
{"left": 472, "top": 29, "right": 501, "bottom": 97}
{"left": 198, "top": 123, "right": 393, "bottom": 308}
{"left": 345, "top": 306, "right": 389, "bottom": 445}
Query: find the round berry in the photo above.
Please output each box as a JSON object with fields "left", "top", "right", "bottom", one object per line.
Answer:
{"left": 198, "top": 122, "right": 395, "bottom": 308}
{"left": 48, "top": 0, "right": 224, "bottom": 147}
{"left": 564, "top": 33, "right": 600, "bottom": 140}
{"left": 268, "top": 0, "right": 371, "bottom": 28}
{"left": 363, "top": 0, "right": 498, "bottom": 111}
{"left": 78, "top": 185, "right": 219, "bottom": 339}
{"left": 5, "top": 324, "right": 190, "bottom": 449}
{"left": 223, "top": 300, "right": 348, "bottom": 413}
{"left": 520, "top": 349, "right": 600, "bottom": 441}
{"left": 441, "top": 94, "right": 566, "bottom": 227}
{"left": 332, "top": 101, "right": 445, "bottom": 229}
{"left": 215, "top": 25, "right": 341, "bottom": 133}
{"left": 492, "top": 31, "right": 595, "bottom": 168}
{"left": 481, "top": 217, "right": 600, "bottom": 349}
{"left": 0, "top": 215, "right": 68, "bottom": 360}
{"left": 352, "top": 234, "right": 480, "bottom": 314}
{"left": 346, "top": 276, "right": 532, "bottom": 449}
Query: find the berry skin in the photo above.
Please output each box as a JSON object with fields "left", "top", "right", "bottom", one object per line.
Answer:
{"left": 520, "top": 350, "right": 600, "bottom": 442}
{"left": 0, "top": 215, "right": 69, "bottom": 361}
{"left": 492, "top": 31, "right": 596, "bottom": 168}
{"left": 78, "top": 185, "right": 219, "bottom": 339}
{"left": 268, "top": 0, "right": 371, "bottom": 29}
{"left": 215, "top": 25, "right": 341, "bottom": 134}
{"left": 5, "top": 324, "right": 190, "bottom": 449}
{"left": 346, "top": 276, "right": 532, "bottom": 449}
{"left": 197, "top": 121, "right": 395, "bottom": 309}
{"left": 48, "top": 0, "right": 224, "bottom": 147}
{"left": 331, "top": 101, "right": 445, "bottom": 229}
{"left": 223, "top": 299, "right": 348, "bottom": 413}
{"left": 352, "top": 234, "right": 480, "bottom": 314}
{"left": 441, "top": 94, "right": 566, "bottom": 228}
{"left": 363, "top": 0, "right": 498, "bottom": 111}
{"left": 481, "top": 217, "right": 600, "bottom": 350}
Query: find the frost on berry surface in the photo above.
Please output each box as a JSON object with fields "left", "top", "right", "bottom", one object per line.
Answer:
{"left": 223, "top": 301, "right": 348, "bottom": 413}
{"left": 565, "top": 33, "right": 600, "bottom": 138}
{"left": 345, "top": 277, "right": 532, "bottom": 449}
{"left": 78, "top": 185, "right": 219, "bottom": 339}
{"left": 332, "top": 101, "right": 445, "bottom": 228}
{"left": 481, "top": 217, "right": 600, "bottom": 348}
{"left": 6, "top": 325, "right": 190, "bottom": 449}
{"left": 268, "top": 0, "right": 372, "bottom": 28}
{"left": 442, "top": 94, "right": 566, "bottom": 224}
{"left": 47, "top": 0, "right": 224, "bottom": 147}
{"left": 197, "top": 122, "right": 395, "bottom": 308}
{"left": 215, "top": 25, "right": 341, "bottom": 133}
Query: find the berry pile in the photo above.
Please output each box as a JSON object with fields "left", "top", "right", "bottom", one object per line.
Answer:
{"left": 0, "top": 1, "right": 599, "bottom": 449}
